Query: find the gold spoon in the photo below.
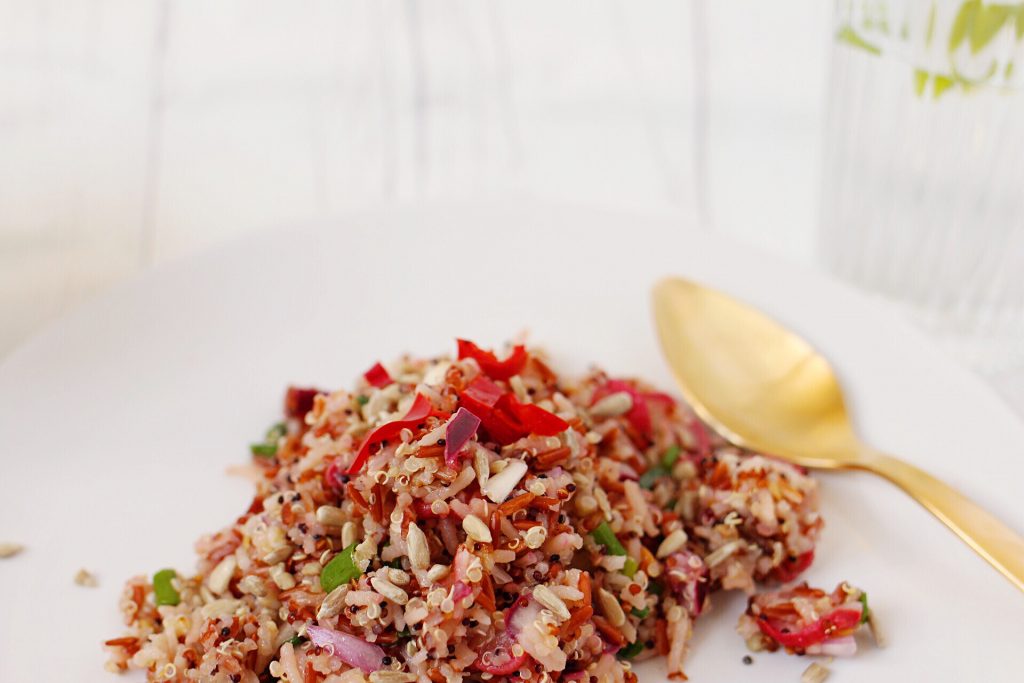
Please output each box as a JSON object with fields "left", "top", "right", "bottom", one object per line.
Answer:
{"left": 652, "top": 276, "right": 1024, "bottom": 593}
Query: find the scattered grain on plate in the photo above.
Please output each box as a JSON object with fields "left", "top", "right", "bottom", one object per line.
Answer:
{"left": 0, "top": 542, "right": 24, "bottom": 559}
{"left": 74, "top": 568, "right": 98, "bottom": 587}
{"left": 867, "top": 610, "right": 886, "bottom": 648}
{"left": 801, "top": 662, "right": 830, "bottom": 683}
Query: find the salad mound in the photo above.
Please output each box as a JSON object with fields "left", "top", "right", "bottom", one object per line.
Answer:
{"left": 105, "top": 340, "right": 837, "bottom": 682}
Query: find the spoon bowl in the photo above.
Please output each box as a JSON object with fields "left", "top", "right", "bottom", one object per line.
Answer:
{"left": 652, "top": 276, "right": 1024, "bottom": 593}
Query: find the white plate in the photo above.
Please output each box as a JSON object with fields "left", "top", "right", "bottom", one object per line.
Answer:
{"left": 1, "top": 202, "right": 1022, "bottom": 682}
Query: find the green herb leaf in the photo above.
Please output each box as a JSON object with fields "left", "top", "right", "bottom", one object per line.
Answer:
{"left": 289, "top": 635, "right": 307, "bottom": 647}
{"left": 914, "top": 69, "right": 930, "bottom": 96}
{"left": 933, "top": 74, "right": 956, "bottom": 98}
{"left": 926, "top": 4, "right": 937, "bottom": 46}
{"left": 321, "top": 542, "right": 362, "bottom": 593}
{"left": 266, "top": 422, "right": 286, "bottom": 440}
{"left": 859, "top": 592, "right": 871, "bottom": 624}
{"left": 356, "top": 395, "right": 370, "bottom": 406}
{"left": 153, "top": 568, "right": 180, "bottom": 607}
{"left": 950, "top": 0, "right": 980, "bottom": 52}
{"left": 648, "top": 580, "right": 664, "bottom": 596}
{"left": 630, "top": 606, "right": 651, "bottom": 619}
{"left": 617, "top": 640, "right": 645, "bottom": 660}
{"left": 837, "top": 25, "right": 881, "bottom": 56}
{"left": 970, "top": 4, "right": 1012, "bottom": 54}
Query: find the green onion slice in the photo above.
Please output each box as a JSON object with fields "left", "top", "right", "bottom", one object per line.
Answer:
{"left": 630, "top": 606, "right": 651, "bottom": 619}
{"left": 617, "top": 640, "right": 645, "bottom": 659}
{"left": 153, "top": 568, "right": 180, "bottom": 606}
{"left": 591, "top": 521, "right": 638, "bottom": 578}
{"left": 661, "top": 444, "right": 682, "bottom": 468}
{"left": 859, "top": 592, "right": 871, "bottom": 624}
{"left": 320, "top": 542, "right": 362, "bottom": 593}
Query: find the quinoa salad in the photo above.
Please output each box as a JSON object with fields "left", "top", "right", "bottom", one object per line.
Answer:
{"left": 105, "top": 339, "right": 859, "bottom": 683}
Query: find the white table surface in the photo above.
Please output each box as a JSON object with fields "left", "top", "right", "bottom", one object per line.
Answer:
{"left": 2, "top": 0, "right": 1022, "bottom": 412}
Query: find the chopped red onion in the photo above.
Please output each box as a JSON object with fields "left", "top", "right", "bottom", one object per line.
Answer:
{"left": 451, "top": 580, "right": 473, "bottom": 602}
{"left": 445, "top": 407, "right": 481, "bottom": 467}
{"left": 816, "top": 635, "right": 857, "bottom": 657}
{"left": 306, "top": 624, "right": 385, "bottom": 673}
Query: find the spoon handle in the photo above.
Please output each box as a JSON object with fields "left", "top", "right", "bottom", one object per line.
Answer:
{"left": 865, "top": 452, "right": 1024, "bottom": 594}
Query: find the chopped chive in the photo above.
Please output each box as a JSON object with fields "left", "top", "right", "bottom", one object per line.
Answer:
{"left": 590, "top": 521, "right": 637, "bottom": 578}
{"left": 356, "top": 395, "right": 369, "bottom": 405}
{"left": 630, "top": 606, "right": 651, "bottom": 619}
{"left": 859, "top": 592, "right": 870, "bottom": 624}
{"left": 591, "top": 521, "right": 626, "bottom": 554}
{"left": 617, "top": 640, "right": 645, "bottom": 659}
{"left": 386, "top": 558, "right": 404, "bottom": 569}
{"left": 289, "top": 635, "right": 307, "bottom": 647}
{"left": 639, "top": 446, "right": 684, "bottom": 489}
{"left": 266, "top": 422, "right": 286, "bottom": 440}
{"left": 661, "top": 445, "right": 682, "bottom": 468}
{"left": 153, "top": 569, "right": 180, "bottom": 607}
{"left": 320, "top": 542, "right": 362, "bottom": 593}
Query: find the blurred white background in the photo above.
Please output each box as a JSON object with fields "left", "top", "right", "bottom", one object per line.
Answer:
{"left": 0, "top": 0, "right": 830, "bottom": 352}
{"left": 9, "top": 1, "right": 1021, "bottom": 410}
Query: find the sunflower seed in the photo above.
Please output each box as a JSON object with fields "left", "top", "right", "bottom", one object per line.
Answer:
{"left": 590, "top": 392, "right": 633, "bottom": 418}
{"left": 656, "top": 529, "right": 688, "bottom": 558}
{"left": 462, "top": 514, "right": 492, "bottom": 543}
{"left": 597, "top": 587, "right": 626, "bottom": 627}
{"left": 406, "top": 522, "right": 430, "bottom": 570}
{"left": 533, "top": 585, "right": 570, "bottom": 621}
{"left": 207, "top": 556, "right": 237, "bottom": 595}
{"left": 370, "top": 576, "right": 408, "bottom": 605}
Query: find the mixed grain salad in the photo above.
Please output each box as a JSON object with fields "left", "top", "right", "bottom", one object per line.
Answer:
{"left": 105, "top": 340, "right": 870, "bottom": 682}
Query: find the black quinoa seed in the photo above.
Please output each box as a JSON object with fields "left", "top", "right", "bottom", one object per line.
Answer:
{"left": 382, "top": 657, "right": 393, "bottom": 666}
{"left": 220, "top": 627, "right": 231, "bottom": 637}
{"left": 742, "top": 655, "right": 754, "bottom": 665}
